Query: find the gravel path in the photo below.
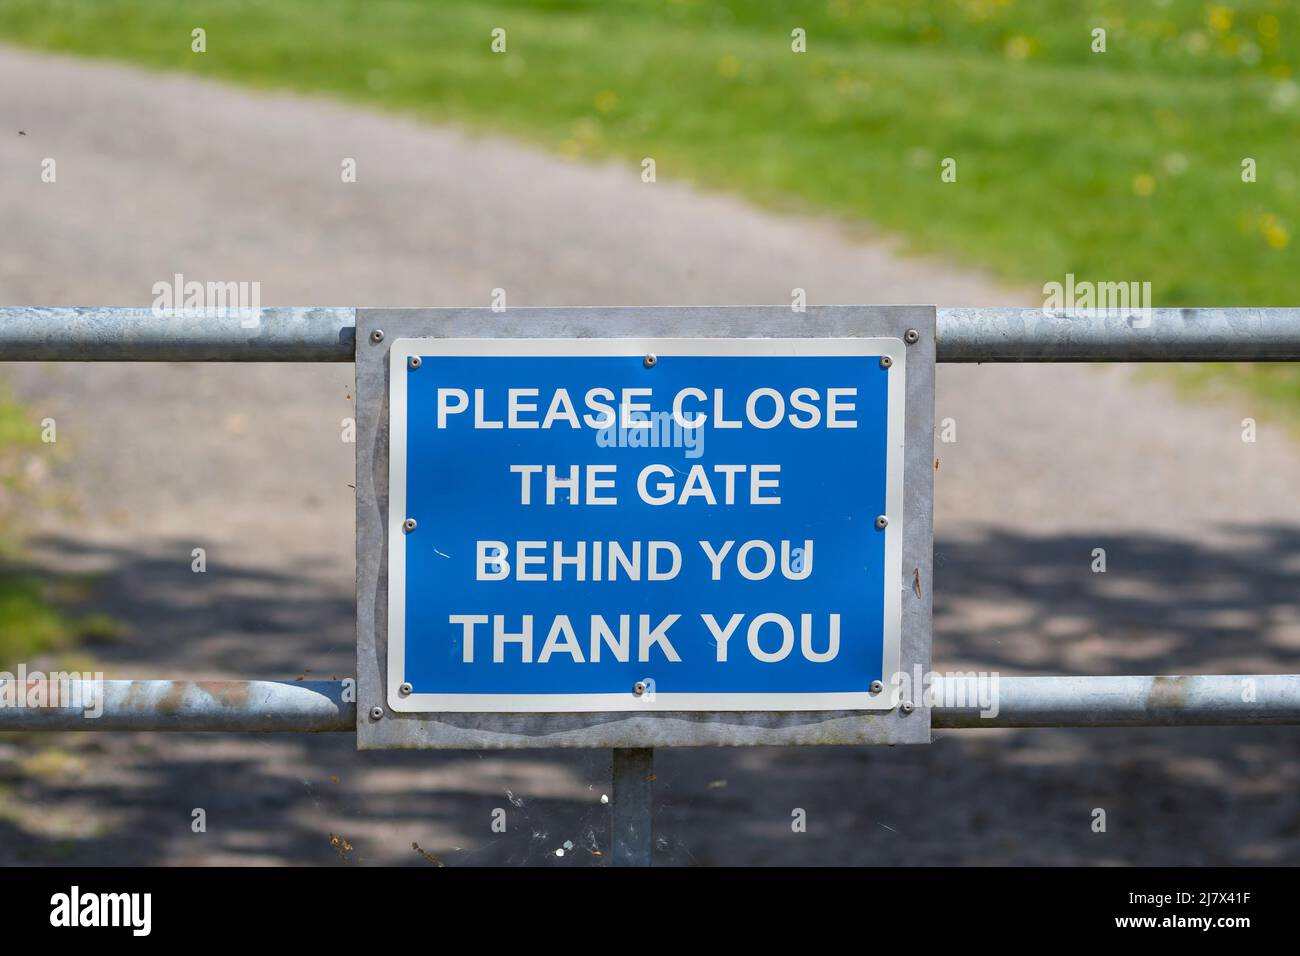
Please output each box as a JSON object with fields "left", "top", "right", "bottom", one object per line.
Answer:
{"left": 2, "top": 45, "right": 1298, "bottom": 865}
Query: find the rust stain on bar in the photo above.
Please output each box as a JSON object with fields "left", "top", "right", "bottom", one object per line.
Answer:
{"left": 1147, "top": 675, "right": 1189, "bottom": 712}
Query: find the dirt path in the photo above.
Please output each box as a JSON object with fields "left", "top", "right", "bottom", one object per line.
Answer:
{"left": 2, "top": 45, "right": 1298, "bottom": 865}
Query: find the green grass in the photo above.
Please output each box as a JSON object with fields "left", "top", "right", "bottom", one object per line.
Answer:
{"left": 1, "top": 1, "right": 1297, "bottom": 406}
{"left": 0, "top": 571, "right": 89, "bottom": 665}
{"left": 0, "top": 387, "right": 117, "bottom": 668}
{"left": 1161, "top": 361, "right": 1300, "bottom": 427}
{"left": 2, "top": 1, "right": 1297, "bottom": 301}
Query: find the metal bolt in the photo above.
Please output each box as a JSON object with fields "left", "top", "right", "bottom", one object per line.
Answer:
{"left": 904, "top": 329, "right": 920, "bottom": 345}
{"left": 370, "top": 329, "right": 385, "bottom": 344}
{"left": 633, "top": 681, "right": 647, "bottom": 697}
{"left": 870, "top": 680, "right": 884, "bottom": 694}
{"left": 399, "top": 682, "right": 413, "bottom": 696}
{"left": 370, "top": 706, "right": 384, "bottom": 720}
{"left": 408, "top": 355, "right": 422, "bottom": 370}
{"left": 643, "top": 354, "right": 657, "bottom": 368}
{"left": 880, "top": 355, "right": 893, "bottom": 369}
{"left": 875, "top": 515, "right": 889, "bottom": 530}
{"left": 900, "top": 700, "right": 915, "bottom": 715}
{"left": 402, "top": 518, "right": 417, "bottom": 533}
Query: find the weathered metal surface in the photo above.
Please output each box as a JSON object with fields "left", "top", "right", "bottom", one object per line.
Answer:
{"left": 937, "top": 307, "right": 1300, "bottom": 362}
{"left": 933, "top": 674, "right": 1300, "bottom": 727}
{"left": 2, "top": 676, "right": 1296, "bottom": 731}
{"left": 354, "top": 306, "right": 935, "bottom": 749}
{"left": 611, "top": 748, "right": 654, "bottom": 866}
{"left": 0, "top": 307, "right": 354, "bottom": 361}
{"left": 4, "top": 307, "right": 1300, "bottom": 363}
{"left": 0, "top": 679, "right": 353, "bottom": 731}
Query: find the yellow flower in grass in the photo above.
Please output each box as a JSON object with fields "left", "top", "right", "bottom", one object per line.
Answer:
{"left": 1131, "top": 173, "right": 1157, "bottom": 197}
{"left": 1004, "top": 35, "right": 1032, "bottom": 60}
{"left": 1264, "top": 220, "right": 1291, "bottom": 249}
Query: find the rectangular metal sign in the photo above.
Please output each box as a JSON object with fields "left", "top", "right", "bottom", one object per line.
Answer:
{"left": 388, "top": 336, "right": 903, "bottom": 713}
{"left": 356, "top": 308, "right": 933, "bottom": 748}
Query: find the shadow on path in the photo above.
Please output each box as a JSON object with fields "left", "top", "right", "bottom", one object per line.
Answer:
{"left": 1, "top": 523, "right": 1296, "bottom": 865}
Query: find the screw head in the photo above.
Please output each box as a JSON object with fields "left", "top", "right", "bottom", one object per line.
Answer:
{"left": 875, "top": 515, "right": 889, "bottom": 530}
{"left": 643, "top": 354, "right": 657, "bottom": 368}
{"left": 402, "top": 518, "right": 417, "bottom": 533}
{"left": 370, "top": 706, "right": 384, "bottom": 720}
{"left": 370, "top": 329, "right": 385, "bottom": 344}
{"left": 408, "top": 355, "right": 422, "bottom": 370}
{"left": 399, "top": 682, "right": 413, "bottom": 696}
{"left": 633, "top": 681, "right": 647, "bottom": 697}
{"left": 900, "top": 700, "right": 915, "bottom": 715}
{"left": 880, "top": 355, "right": 893, "bottom": 369}
{"left": 870, "top": 680, "right": 884, "bottom": 694}
{"left": 904, "top": 329, "right": 920, "bottom": 345}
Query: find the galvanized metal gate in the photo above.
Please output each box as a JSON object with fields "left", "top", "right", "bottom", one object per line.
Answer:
{"left": 3, "top": 306, "right": 1299, "bottom": 866}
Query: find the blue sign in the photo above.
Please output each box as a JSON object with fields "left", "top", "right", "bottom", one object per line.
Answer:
{"left": 386, "top": 338, "right": 906, "bottom": 712}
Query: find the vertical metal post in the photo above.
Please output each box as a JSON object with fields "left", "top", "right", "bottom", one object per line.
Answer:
{"left": 611, "top": 748, "right": 654, "bottom": 866}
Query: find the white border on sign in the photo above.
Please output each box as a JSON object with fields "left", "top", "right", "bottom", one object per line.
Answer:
{"left": 387, "top": 337, "right": 906, "bottom": 713}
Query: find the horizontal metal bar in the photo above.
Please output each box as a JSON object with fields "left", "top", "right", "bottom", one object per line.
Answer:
{"left": 2, "top": 676, "right": 1296, "bottom": 732}
{"left": 0, "top": 307, "right": 355, "bottom": 361}
{"left": 2, "top": 307, "right": 1299, "bottom": 363}
{"left": 0, "top": 680, "right": 353, "bottom": 731}
{"left": 937, "top": 308, "right": 1300, "bottom": 362}
{"left": 931, "top": 675, "right": 1300, "bottom": 728}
